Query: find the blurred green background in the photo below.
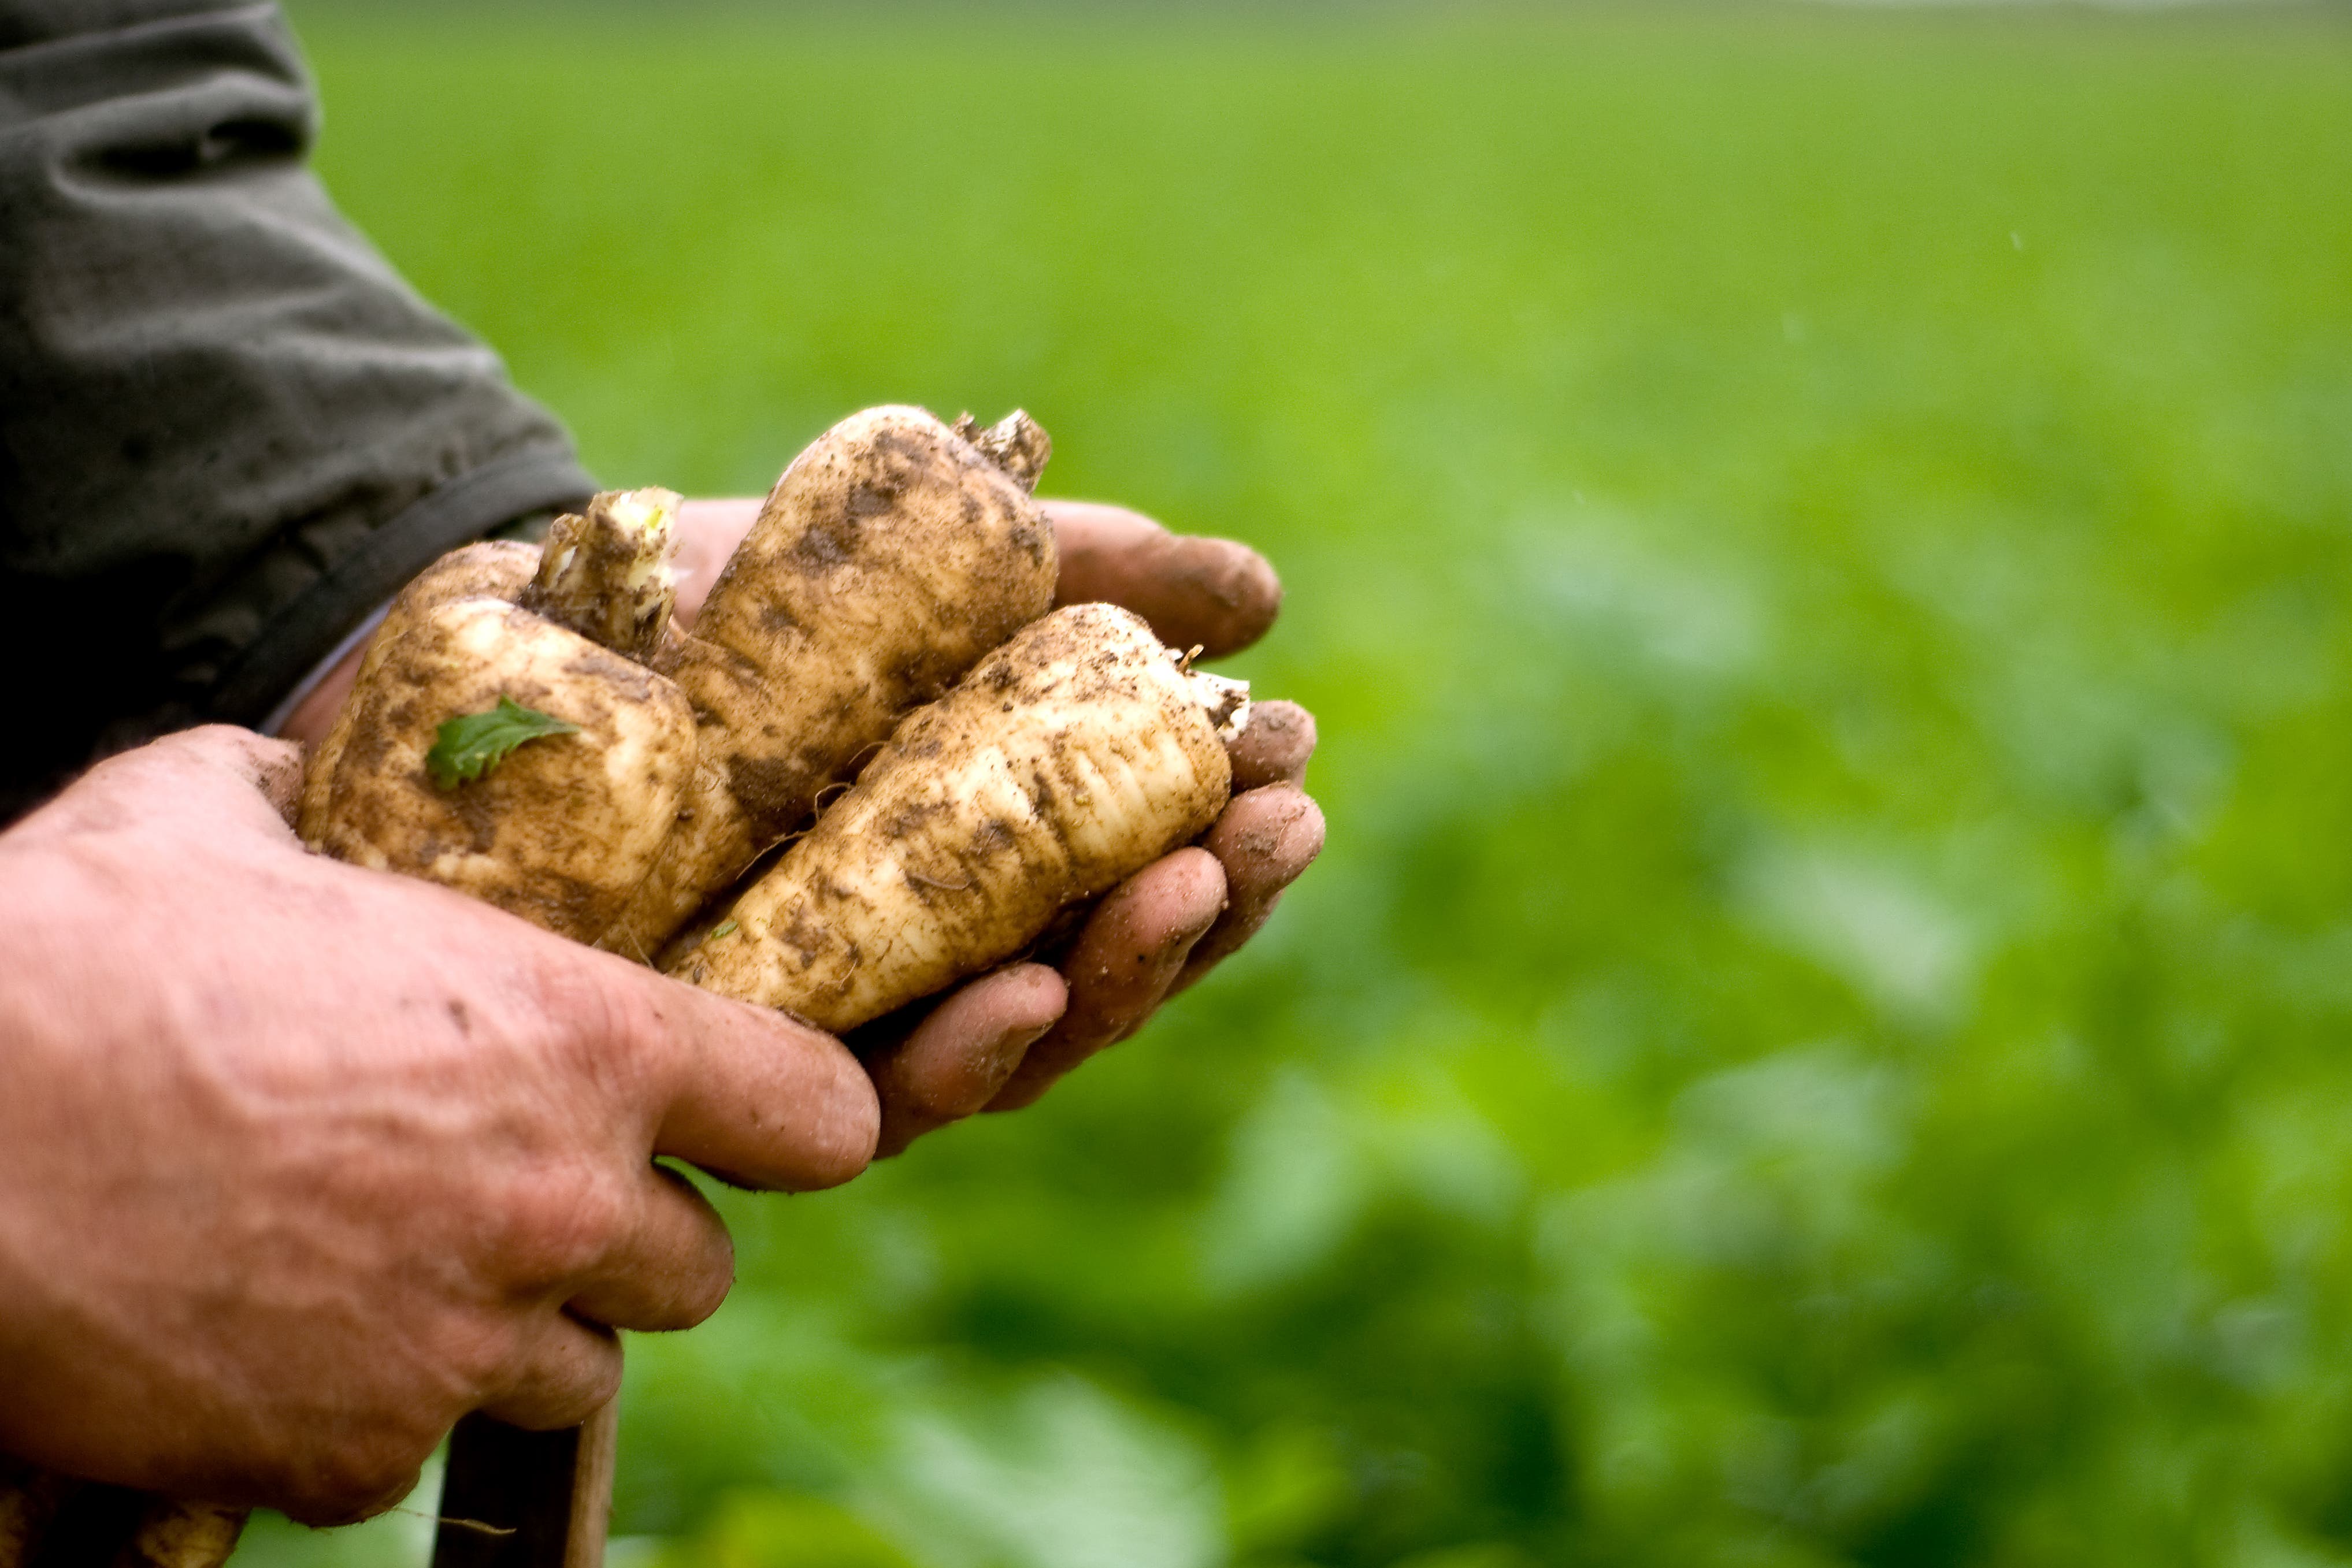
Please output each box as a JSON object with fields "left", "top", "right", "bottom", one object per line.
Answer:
{"left": 243, "top": 3, "right": 2352, "bottom": 1563}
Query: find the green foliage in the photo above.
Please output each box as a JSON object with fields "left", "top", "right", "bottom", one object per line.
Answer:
{"left": 424, "top": 696, "right": 579, "bottom": 789}
{"left": 247, "top": 5, "right": 2352, "bottom": 1565}
{"left": 648, "top": 1493, "right": 918, "bottom": 1568}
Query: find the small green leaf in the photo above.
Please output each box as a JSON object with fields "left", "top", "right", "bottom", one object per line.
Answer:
{"left": 425, "top": 696, "right": 581, "bottom": 789}
{"left": 710, "top": 919, "right": 740, "bottom": 939}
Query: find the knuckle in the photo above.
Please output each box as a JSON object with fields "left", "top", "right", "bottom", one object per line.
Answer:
{"left": 524, "top": 953, "right": 619, "bottom": 1055}
{"left": 446, "top": 1315, "right": 526, "bottom": 1396}
{"left": 495, "top": 1165, "right": 635, "bottom": 1286}
{"left": 514, "top": 1332, "right": 625, "bottom": 1430}
{"left": 531, "top": 954, "right": 672, "bottom": 1105}
{"left": 283, "top": 1428, "right": 435, "bottom": 1525}
{"left": 562, "top": 1338, "right": 627, "bottom": 1414}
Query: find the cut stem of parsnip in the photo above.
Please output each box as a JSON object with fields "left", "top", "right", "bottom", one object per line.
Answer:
{"left": 667, "top": 603, "right": 1246, "bottom": 1033}
{"left": 517, "top": 486, "right": 681, "bottom": 662}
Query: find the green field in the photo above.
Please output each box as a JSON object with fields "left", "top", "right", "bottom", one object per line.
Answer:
{"left": 248, "top": 6, "right": 2352, "bottom": 1565}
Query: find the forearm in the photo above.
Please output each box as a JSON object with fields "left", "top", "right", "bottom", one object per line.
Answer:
{"left": 0, "top": 0, "right": 595, "bottom": 816}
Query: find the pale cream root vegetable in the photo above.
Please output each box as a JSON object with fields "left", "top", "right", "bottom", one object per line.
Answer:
{"left": 121, "top": 1498, "right": 248, "bottom": 1568}
{"left": 313, "top": 598, "right": 695, "bottom": 941}
{"left": 666, "top": 603, "right": 1245, "bottom": 1033}
{"left": 0, "top": 1472, "right": 245, "bottom": 1568}
{"left": 303, "top": 489, "right": 695, "bottom": 943}
{"left": 600, "top": 406, "right": 1058, "bottom": 959}
{"left": 295, "top": 538, "right": 539, "bottom": 846}
{"left": 0, "top": 1462, "right": 65, "bottom": 1568}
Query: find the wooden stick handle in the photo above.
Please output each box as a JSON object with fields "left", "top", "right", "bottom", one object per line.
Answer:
{"left": 430, "top": 1404, "right": 618, "bottom": 1568}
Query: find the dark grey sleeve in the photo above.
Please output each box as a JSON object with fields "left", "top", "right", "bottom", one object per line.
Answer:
{"left": 0, "top": 0, "right": 598, "bottom": 818}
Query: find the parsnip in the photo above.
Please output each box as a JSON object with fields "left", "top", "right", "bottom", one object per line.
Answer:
{"left": 0, "top": 1462, "right": 64, "bottom": 1568}
{"left": 303, "top": 491, "right": 695, "bottom": 943}
{"left": 599, "top": 406, "right": 1058, "bottom": 959}
{"left": 0, "top": 1472, "right": 244, "bottom": 1568}
{"left": 121, "top": 1498, "right": 248, "bottom": 1568}
{"left": 296, "top": 538, "right": 539, "bottom": 845}
{"left": 667, "top": 603, "right": 1245, "bottom": 1032}
{"left": 312, "top": 598, "right": 693, "bottom": 940}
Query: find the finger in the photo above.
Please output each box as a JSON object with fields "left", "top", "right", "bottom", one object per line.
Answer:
{"left": 473, "top": 1314, "right": 622, "bottom": 1431}
{"left": 621, "top": 969, "right": 878, "bottom": 1191}
{"left": 672, "top": 497, "right": 763, "bottom": 629}
{"left": 283, "top": 1464, "right": 428, "bottom": 1530}
{"left": 280, "top": 644, "right": 368, "bottom": 745}
{"left": 330, "top": 1471, "right": 426, "bottom": 1530}
{"left": 986, "top": 848, "right": 1226, "bottom": 1113}
{"left": 1175, "top": 786, "right": 1326, "bottom": 994}
{"left": 564, "top": 1164, "right": 734, "bottom": 1332}
{"left": 1227, "top": 699, "right": 1318, "bottom": 792}
{"left": 164, "top": 724, "right": 307, "bottom": 827}
{"left": 36, "top": 724, "right": 305, "bottom": 841}
{"left": 868, "top": 964, "right": 1066, "bottom": 1157}
{"left": 1044, "top": 500, "right": 1282, "bottom": 658}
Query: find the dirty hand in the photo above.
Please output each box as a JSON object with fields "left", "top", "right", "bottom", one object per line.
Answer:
{"left": 673, "top": 497, "right": 1325, "bottom": 1155}
{"left": 0, "top": 727, "right": 876, "bottom": 1521}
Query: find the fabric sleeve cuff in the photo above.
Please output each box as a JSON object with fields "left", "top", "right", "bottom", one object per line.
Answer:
{"left": 210, "top": 448, "right": 599, "bottom": 729}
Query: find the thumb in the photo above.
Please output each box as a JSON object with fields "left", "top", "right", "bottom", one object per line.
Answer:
{"left": 24, "top": 726, "right": 304, "bottom": 842}
{"left": 184, "top": 724, "right": 305, "bottom": 826}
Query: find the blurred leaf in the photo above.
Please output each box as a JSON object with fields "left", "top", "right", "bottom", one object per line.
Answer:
{"left": 650, "top": 1493, "right": 915, "bottom": 1568}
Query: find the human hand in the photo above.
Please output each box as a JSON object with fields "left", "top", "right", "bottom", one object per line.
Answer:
{"left": 283, "top": 496, "right": 1323, "bottom": 1159}
{"left": 670, "top": 497, "right": 1325, "bottom": 1154}
{"left": 0, "top": 727, "right": 875, "bottom": 1521}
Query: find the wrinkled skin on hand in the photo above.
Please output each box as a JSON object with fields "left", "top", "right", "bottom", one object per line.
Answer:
{"left": 0, "top": 500, "right": 1320, "bottom": 1521}
{"left": 0, "top": 728, "right": 876, "bottom": 1521}
{"left": 284, "top": 497, "right": 1326, "bottom": 1157}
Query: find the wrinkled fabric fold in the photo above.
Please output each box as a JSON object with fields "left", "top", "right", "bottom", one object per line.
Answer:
{"left": 0, "top": 0, "right": 595, "bottom": 819}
